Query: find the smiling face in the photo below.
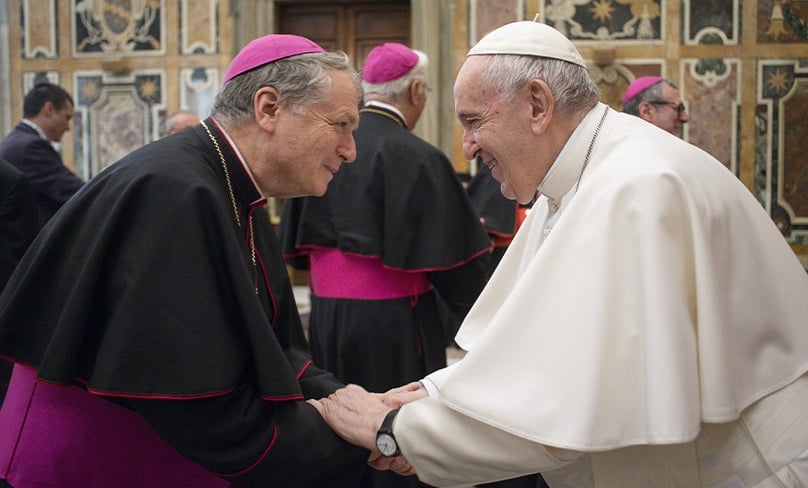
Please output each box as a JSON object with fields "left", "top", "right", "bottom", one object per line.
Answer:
{"left": 454, "top": 56, "right": 551, "bottom": 205}
{"left": 256, "top": 69, "right": 360, "bottom": 198}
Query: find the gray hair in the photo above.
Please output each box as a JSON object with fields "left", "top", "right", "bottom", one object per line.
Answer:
{"left": 622, "top": 79, "right": 677, "bottom": 116}
{"left": 211, "top": 51, "right": 360, "bottom": 126}
{"left": 479, "top": 55, "right": 599, "bottom": 117}
{"left": 361, "top": 50, "right": 428, "bottom": 103}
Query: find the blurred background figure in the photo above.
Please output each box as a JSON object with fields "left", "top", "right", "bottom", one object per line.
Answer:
{"left": 163, "top": 110, "right": 201, "bottom": 137}
{"left": 0, "top": 82, "right": 84, "bottom": 226}
{"left": 621, "top": 76, "right": 689, "bottom": 136}
{"left": 280, "top": 42, "right": 491, "bottom": 488}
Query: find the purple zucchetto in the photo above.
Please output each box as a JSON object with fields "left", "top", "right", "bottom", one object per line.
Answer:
{"left": 362, "top": 43, "right": 419, "bottom": 83}
{"left": 622, "top": 76, "right": 664, "bottom": 105}
{"left": 223, "top": 34, "right": 325, "bottom": 84}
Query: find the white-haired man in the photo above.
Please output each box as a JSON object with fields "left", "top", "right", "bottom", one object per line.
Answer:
{"left": 312, "top": 21, "right": 808, "bottom": 488}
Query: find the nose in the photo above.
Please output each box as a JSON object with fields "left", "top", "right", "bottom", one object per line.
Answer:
{"left": 461, "top": 128, "right": 480, "bottom": 161}
{"left": 338, "top": 133, "right": 357, "bottom": 163}
{"left": 679, "top": 109, "right": 689, "bottom": 123}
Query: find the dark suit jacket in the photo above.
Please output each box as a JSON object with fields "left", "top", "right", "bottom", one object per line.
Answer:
{"left": 0, "top": 122, "right": 84, "bottom": 225}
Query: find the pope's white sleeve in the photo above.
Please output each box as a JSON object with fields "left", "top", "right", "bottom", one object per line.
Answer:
{"left": 421, "top": 362, "right": 458, "bottom": 396}
{"left": 395, "top": 397, "right": 581, "bottom": 487}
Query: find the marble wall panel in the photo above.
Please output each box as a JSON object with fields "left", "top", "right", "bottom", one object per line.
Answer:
{"left": 23, "top": 0, "right": 58, "bottom": 58}
{"left": 756, "top": 59, "right": 808, "bottom": 243}
{"left": 74, "top": 69, "right": 167, "bottom": 178}
{"left": 178, "top": 66, "right": 218, "bottom": 117}
{"left": 470, "top": 0, "right": 525, "bottom": 44}
{"left": 681, "top": 58, "right": 741, "bottom": 172}
{"left": 22, "top": 71, "right": 60, "bottom": 94}
{"left": 180, "top": 0, "right": 217, "bottom": 54}
{"left": 758, "top": 0, "right": 808, "bottom": 43}
{"left": 683, "top": 0, "right": 740, "bottom": 45}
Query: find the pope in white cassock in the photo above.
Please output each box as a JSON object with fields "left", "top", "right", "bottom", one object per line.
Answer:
{"left": 312, "top": 20, "right": 808, "bottom": 488}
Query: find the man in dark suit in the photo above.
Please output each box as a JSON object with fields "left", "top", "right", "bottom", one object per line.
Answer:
{"left": 0, "top": 158, "right": 38, "bottom": 405}
{"left": 0, "top": 82, "right": 84, "bottom": 225}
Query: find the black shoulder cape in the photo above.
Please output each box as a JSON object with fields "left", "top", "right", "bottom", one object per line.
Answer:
{"left": 0, "top": 120, "right": 310, "bottom": 400}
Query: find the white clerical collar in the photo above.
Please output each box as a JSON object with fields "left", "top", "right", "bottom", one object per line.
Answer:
{"left": 538, "top": 102, "right": 609, "bottom": 203}
{"left": 21, "top": 119, "right": 48, "bottom": 141}
{"left": 207, "top": 117, "right": 267, "bottom": 207}
{"left": 364, "top": 100, "right": 406, "bottom": 125}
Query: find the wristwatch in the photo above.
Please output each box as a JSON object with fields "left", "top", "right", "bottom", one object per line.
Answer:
{"left": 375, "top": 409, "right": 401, "bottom": 457}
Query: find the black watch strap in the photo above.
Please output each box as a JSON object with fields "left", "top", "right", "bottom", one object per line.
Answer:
{"left": 380, "top": 408, "right": 399, "bottom": 432}
{"left": 376, "top": 408, "right": 401, "bottom": 456}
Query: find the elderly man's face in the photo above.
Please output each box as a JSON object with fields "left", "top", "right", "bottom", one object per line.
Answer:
{"left": 454, "top": 56, "right": 543, "bottom": 205}
{"left": 643, "top": 83, "right": 689, "bottom": 136}
{"left": 262, "top": 69, "right": 360, "bottom": 198}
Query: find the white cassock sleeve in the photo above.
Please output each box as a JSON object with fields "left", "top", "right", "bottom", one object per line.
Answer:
{"left": 395, "top": 397, "right": 581, "bottom": 487}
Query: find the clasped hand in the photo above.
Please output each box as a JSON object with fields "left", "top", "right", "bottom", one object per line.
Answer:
{"left": 308, "top": 382, "right": 427, "bottom": 477}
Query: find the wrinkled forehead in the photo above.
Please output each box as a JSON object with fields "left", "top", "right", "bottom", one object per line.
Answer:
{"left": 454, "top": 56, "right": 488, "bottom": 92}
{"left": 455, "top": 57, "right": 498, "bottom": 109}
{"left": 454, "top": 57, "right": 503, "bottom": 114}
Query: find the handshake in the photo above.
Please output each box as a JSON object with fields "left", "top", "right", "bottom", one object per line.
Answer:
{"left": 308, "top": 381, "right": 428, "bottom": 477}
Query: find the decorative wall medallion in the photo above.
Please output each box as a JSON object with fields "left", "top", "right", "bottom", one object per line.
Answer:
{"left": 542, "top": 0, "right": 663, "bottom": 42}
{"left": 73, "top": 0, "right": 165, "bottom": 56}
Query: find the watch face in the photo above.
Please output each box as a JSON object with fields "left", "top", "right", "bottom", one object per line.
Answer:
{"left": 376, "top": 433, "right": 398, "bottom": 456}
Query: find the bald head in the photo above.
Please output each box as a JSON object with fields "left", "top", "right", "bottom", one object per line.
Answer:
{"left": 164, "top": 111, "right": 200, "bottom": 137}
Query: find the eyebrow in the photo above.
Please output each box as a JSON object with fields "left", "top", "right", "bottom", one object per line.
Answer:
{"left": 456, "top": 111, "right": 478, "bottom": 122}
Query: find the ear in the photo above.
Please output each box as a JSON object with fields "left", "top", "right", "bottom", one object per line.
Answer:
{"left": 637, "top": 101, "right": 655, "bottom": 122}
{"left": 41, "top": 101, "right": 55, "bottom": 117}
{"left": 253, "top": 86, "right": 282, "bottom": 132}
{"left": 528, "top": 79, "right": 554, "bottom": 135}
{"left": 408, "top": 80, "right": 422, "bottom": 105}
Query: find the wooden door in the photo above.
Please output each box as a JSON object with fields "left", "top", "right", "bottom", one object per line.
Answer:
{"left": 277, "top": 2, "right": 410, "bottom": 70}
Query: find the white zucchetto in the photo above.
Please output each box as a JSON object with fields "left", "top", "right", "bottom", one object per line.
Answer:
{"left": 468, "top": 21, "right": 587, "bottom": 68}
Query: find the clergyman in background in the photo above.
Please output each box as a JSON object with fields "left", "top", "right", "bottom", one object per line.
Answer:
{"left": 621, "top": 76, "right": 689, "bottom": 137}
{"left": 280, "top": 42, "right": 491, "bottom": 488}
{"left": 163, "top": 110, "right": 201, "bottom": 137}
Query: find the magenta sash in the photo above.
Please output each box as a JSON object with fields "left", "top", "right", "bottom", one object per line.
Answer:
{"left": 309, "top": 248, "right": 431, "bottom": 299}
{"left": 0, "top": 364, "right": 230, "bottom": 487}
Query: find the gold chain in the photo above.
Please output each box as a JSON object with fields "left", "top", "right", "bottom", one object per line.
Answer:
{"left": 575, "top": 105, "right": 609, "bottom": 193}
{"left": 200, "top": 120, "right": 240, "bottom": 226}
{"left": 200, "top": 120, "right": 257, "bottom": 288}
